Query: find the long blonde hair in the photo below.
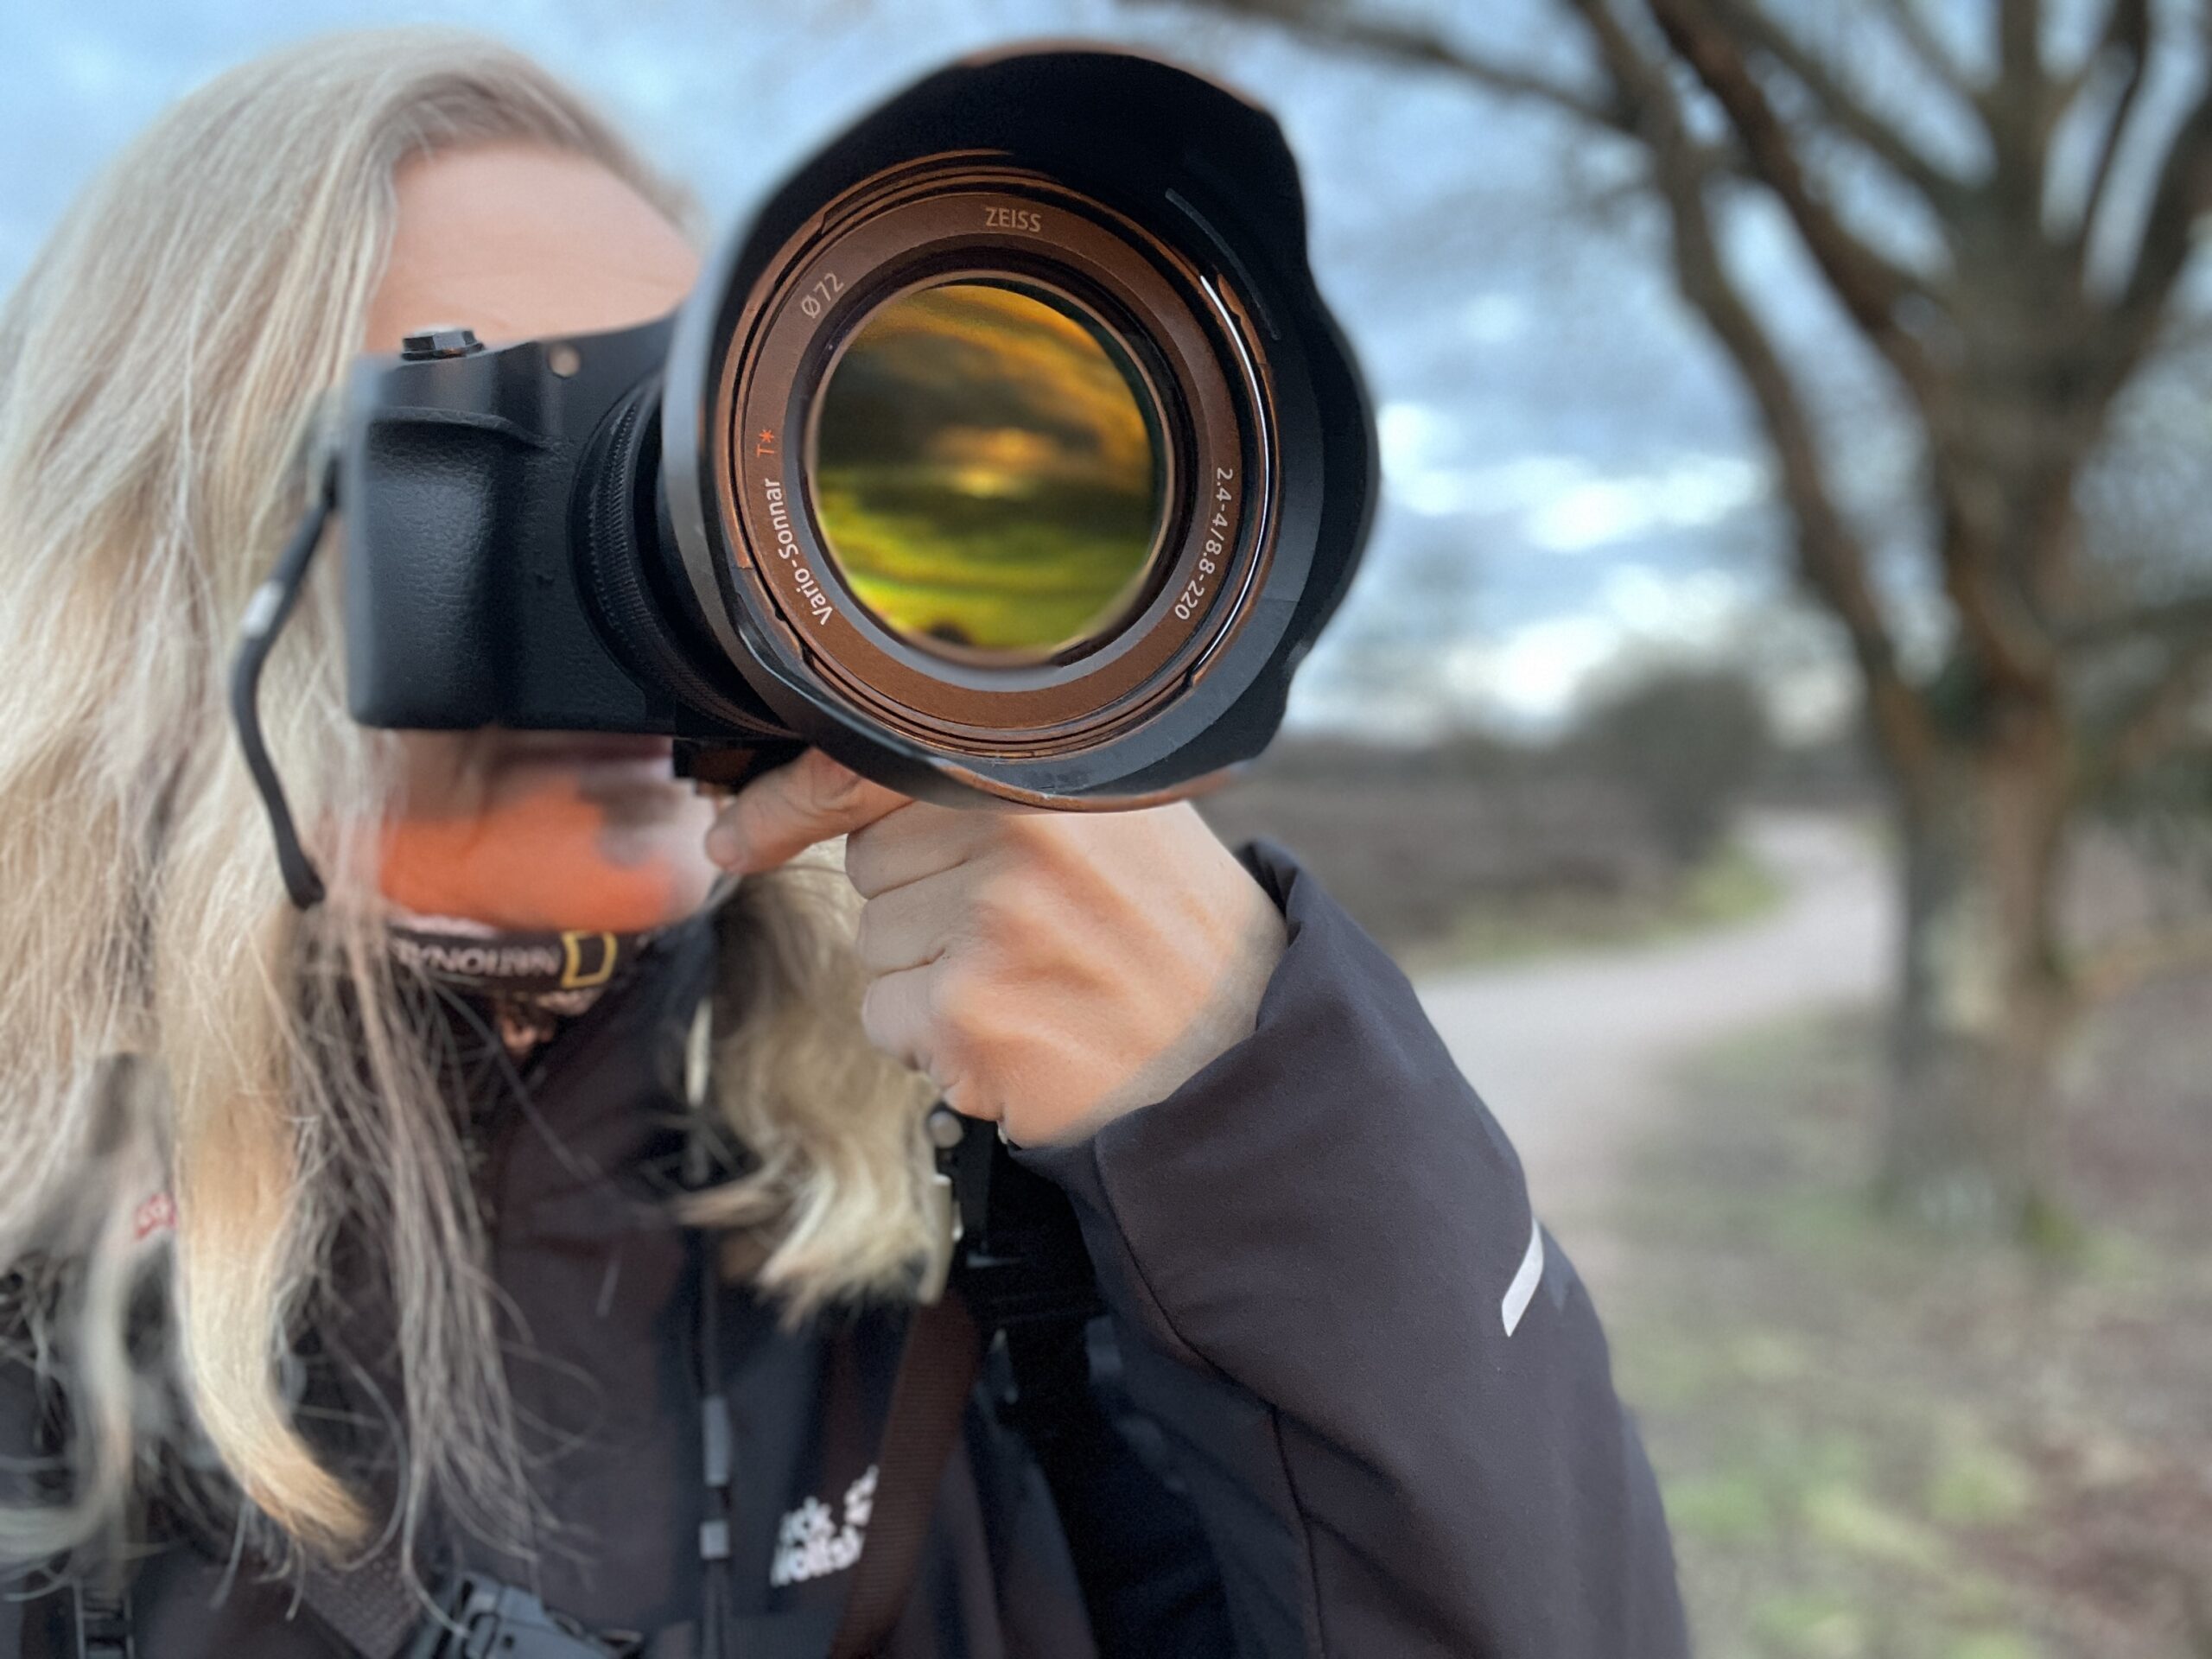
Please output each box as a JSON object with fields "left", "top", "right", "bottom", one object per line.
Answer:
{"left": 0, "top": 27, "right": 936, "bottom": 1579}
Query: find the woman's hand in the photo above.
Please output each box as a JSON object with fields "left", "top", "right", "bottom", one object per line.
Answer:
{"left": 705, "top": 749, "right": 1286, "bottom": 1145}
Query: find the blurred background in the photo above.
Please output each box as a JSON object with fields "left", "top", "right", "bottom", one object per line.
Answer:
{"left": 5, "top": 2, "right": 2209, "bottom": 1653}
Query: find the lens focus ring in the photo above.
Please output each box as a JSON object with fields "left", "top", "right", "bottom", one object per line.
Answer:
{"left": 575, "top": 383, "right": 781, "bottom": 734}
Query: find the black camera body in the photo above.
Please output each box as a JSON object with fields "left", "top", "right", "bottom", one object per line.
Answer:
{"left": 335, "top": 46, "right": 1376, "bottom": 807}
{"left": 343, "top": 318, "right": 698, "bottom": 735}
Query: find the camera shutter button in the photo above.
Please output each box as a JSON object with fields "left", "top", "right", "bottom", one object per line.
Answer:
{"left": 399, "top": 326, "right": 483, "bottom": 360}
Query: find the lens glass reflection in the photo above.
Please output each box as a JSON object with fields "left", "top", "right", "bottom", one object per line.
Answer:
{"left": 810, "top": 282, "right": 1164, "bottom": 660}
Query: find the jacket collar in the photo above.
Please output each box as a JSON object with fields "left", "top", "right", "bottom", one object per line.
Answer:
{"left": 430, "top": 909, "right": 721, "bottom": 1243}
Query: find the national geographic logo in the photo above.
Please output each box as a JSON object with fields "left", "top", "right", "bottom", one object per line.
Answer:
{"left": 557, "top": 930, "right": 620, "bottom": 989}
{"left": 389, "top": 927, "right": 622, "bottom": 993}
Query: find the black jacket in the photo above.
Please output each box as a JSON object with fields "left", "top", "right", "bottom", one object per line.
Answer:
{"left": 0, "top": 845, "right": 1687, "bottom": 1656}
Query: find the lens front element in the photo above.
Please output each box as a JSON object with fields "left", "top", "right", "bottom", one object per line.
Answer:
{"left": 810, "top": 282, "right": 1165, "bottom": 663}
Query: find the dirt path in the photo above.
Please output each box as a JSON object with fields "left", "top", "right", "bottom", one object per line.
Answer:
{"left": 1414, "top": 812, "right": 1893, "bottom": 1287}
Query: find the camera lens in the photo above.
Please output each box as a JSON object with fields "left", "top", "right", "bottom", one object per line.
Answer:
{"left": 808, "top": 281, "right": 1166, "bottom": 664}
{"left": 650, "top": 48, "right": 1376, "bottom": 804}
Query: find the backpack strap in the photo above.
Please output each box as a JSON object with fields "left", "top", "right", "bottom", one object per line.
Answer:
{"left": 296, "top": 1548, "right": 429, "bottom": 1659}
{"left": 288, "top": 1550, "right": 639, "bottom": 1659}
{"left": 823, "top": 1292, "right": 983, "bottom": 1659}
{"left": 823, "top": 1109, "right": 1100, "bottom": 1659}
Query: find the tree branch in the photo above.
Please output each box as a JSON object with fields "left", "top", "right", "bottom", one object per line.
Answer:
{"left": 1643, "top": 0, "right": 1944, "bottom": 402}
{"left": 1999, "top": 0, "right": 2044, "bottom": 89}
{"left": 1999, "top": 0, "right": 2042, "bottom": 94}
{"left": 2083, "top": 637, "right": 2212, "bottom": 798}
{"left": 1567, "top": 0, "right": 1941, "bottom": 785}
{"left": 2060, "top": 589, "right": 2212, "bottom": 654}
{"left": 1702, "top": 0, "right": 1968, "bottom": 211}
{"left": 1869, "top": 0, "right": 1982, "bottom": 105}
{"left": 1928, "top": 547, "right": 2048, "bottom": 696}
{"left": 2070, "top": 0, "right": 2152, "bottom": 264}
{"left": 1170, "top": 0, "right": 1633, "bottom": 132}
{"left": 2094, "top": 82, "right": 2212, "bottom": 404}
{"left": 1974, "top": 0, "right": 2063, "bottom": 243}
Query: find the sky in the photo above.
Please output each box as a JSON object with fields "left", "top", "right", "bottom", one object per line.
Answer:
{"left": 0, "top": 0, "right": 1853, "bottom": 738}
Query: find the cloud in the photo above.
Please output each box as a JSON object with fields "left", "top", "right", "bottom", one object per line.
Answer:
{"left": 1443, "top": 613, "right": 1622, "bottom": 718}
{"left": 1459, "top": 291, "right": 1528, "bottom": 345}
{"left": 1380, "top": 401, "right": 1767, "bottom": 553}
{"left": 1293, "top": 559, "right": 1809, "bottom": 737}
{"left": 1524, "top": 455, "right": 1765, "bottom": 552}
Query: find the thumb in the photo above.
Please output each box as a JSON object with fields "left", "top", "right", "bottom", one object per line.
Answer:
{"left": 706, "top": 747, "right": 911, "bottom": 874}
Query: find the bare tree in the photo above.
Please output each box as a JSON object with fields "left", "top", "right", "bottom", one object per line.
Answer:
{"left": 1179, "top": 0, "right": 2212, "bottom": 1235}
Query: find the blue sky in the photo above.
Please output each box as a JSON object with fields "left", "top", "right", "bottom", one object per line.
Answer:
{"left": 0, "top": 0, "right": 1841, "bottom": 736}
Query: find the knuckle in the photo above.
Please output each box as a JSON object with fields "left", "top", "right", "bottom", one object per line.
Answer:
{"left": 859, "top": 975, "right": 924, "bottom": 1075}
{"left": 843, "top": 808, "right": 910, "bottom": 893}
{"left": 927, "top": 961, "right": 970, "bottom": 1029}
{"left": 928, "top": 960, "right": 990, "bottom": 1047}
{"left": 1001, "top": 810, "right": 1062, "bottom": 860}
{"left": 842, "top": 826, "right": 881, "bottom": 893}
{"left": 939, "top": 1072, "right": 988, "bottom": 1123}
{"left": 801, "top": 749, "right": 865, "bottom": 815}
{"left": 967, "top": 874, "right": 1024, "bottom": 934}
{"left": 858, "top": 973, "right": 893, "bottom": 1044}
{"left": 1010, "top": 815, "right": 1088, "bottom": 887}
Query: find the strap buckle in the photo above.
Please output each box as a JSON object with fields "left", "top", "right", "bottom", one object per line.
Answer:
{"left": 72, "top": 1582, "right": 134, "bottom": 1659}
{"left": 929, "top": 1109, "right": 1103, "bottom": 1332}
{"left": 408, "top": 1573, "right": 642, "bottom": 1659}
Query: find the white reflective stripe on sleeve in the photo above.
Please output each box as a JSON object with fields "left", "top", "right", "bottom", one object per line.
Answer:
{"left": 1500, "top": 1211, "right": 1544, "bottom": 1337}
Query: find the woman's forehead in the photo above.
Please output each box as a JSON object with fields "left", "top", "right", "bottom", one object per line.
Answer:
{"left": 365, "top": 142, "right": 697, "bottom": 354}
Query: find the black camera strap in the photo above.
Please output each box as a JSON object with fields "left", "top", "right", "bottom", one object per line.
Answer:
{"left": 232, "top": 462, "right": 338, "bottom": 910}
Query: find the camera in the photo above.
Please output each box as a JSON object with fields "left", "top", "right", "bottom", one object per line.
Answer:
{"left": 331, "top": 45, "right": 1375, "bottom": 810}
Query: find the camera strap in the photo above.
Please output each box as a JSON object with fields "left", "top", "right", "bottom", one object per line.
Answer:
{"left": 232, "top": 458, "right": 339, "bottom": 910}
{"left": 817, "top": 1111, "right": 1103, "bottom": 1656}
{"left": 823, "top": 1293, "right": 982, "bottom": 1659}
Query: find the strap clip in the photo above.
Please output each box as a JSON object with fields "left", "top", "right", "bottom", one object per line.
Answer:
{"left": 408, "top": 1573, "right": 642, "bottom": 1659}
{"left": 71, "top": 1581, "right": 134, "bottom": 1659}
{"left": 929, "top": 1109, "right": 1103, "bottom": 1331}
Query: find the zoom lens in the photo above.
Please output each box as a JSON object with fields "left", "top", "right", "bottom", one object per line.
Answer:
{"left": 650, "top": 47, "right": 1375, "bottom": 806}
{"left": 809, "top": 281, "right": 1166, "bottom": 664}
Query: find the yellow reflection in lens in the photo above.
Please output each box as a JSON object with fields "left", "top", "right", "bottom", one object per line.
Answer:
{"left": 810, "top": 282, "right": 1164, "bottom": 659}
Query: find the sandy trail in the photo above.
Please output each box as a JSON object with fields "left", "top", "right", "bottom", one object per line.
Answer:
{"left": 1414, "top": 812, "right": 1894, "bottom": 1286}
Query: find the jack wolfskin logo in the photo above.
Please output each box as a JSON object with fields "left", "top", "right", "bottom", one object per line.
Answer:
{"left": 770, "top": 1465, "right": 878, "bottom": 1587}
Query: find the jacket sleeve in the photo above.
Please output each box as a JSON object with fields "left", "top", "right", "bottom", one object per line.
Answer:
{"left": 1014, "top": 842, "right": 1688, "bottom": 1659}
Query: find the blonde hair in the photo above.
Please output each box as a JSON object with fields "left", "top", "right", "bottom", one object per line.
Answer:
{"left": 0, "top": 27, "right": 935, "bottom": 1580}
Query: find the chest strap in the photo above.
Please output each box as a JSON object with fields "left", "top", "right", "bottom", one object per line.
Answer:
{"left": 401, "top": 1575, "right": 641, "bottom": 1658}
{"left": 823, "top": 1291, "right": 982, "bottom": 1658}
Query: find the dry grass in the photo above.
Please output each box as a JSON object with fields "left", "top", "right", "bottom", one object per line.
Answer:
{"left": 1607, "top": 979, "right": 2212, "bottom": 1659}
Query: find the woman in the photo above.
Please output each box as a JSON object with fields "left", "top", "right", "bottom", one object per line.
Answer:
{"left": 0, "top": 29, "right": 1686, "bottom": 1658}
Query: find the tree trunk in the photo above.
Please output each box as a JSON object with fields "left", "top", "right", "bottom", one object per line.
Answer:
{"left": 1880, "top": 707, "right": 2078, "bottom": 1240}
